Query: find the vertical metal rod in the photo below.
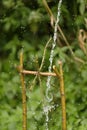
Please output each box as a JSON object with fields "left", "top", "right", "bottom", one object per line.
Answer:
{"left": 20, "top": 52, "right": 27, "bottom": 130}
{"left": 59, "top": 61, "right": 66, "bottom": 130}
{"left": 53, "top": 62, "right": 67, "bottom": 130}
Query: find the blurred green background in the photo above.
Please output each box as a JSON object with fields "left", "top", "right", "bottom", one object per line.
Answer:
{"left": 0, "top": 0, "right": 87, "bottom": 130}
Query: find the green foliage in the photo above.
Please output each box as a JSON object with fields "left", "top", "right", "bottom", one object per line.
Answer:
{"left": 0, "top": 0, "right": 87, "bottom": 130}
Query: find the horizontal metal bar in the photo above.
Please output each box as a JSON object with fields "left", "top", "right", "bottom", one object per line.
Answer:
{"left": 22, "top": 70, "right": 56, "bottom": 77}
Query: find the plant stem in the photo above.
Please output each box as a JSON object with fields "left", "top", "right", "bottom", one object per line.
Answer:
{"left": 39, "top": 37, "right": 52, "bottom": 71}
{"left": 30, "top": 37, "right": 52, "bottom": 90}
{"left": 20, "top": 52, "right": 27, "bottom": 130}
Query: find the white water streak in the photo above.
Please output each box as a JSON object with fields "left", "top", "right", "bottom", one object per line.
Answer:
{"left": 46, "top": 0, "right": 62, "bottom": 102}
{"left": 44, "top": 1, "right": 62, "bottom": 130}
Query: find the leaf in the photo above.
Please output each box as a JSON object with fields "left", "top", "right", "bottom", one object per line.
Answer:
{"left": 79, "top": 2, "right": 85, "bottom": 15}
